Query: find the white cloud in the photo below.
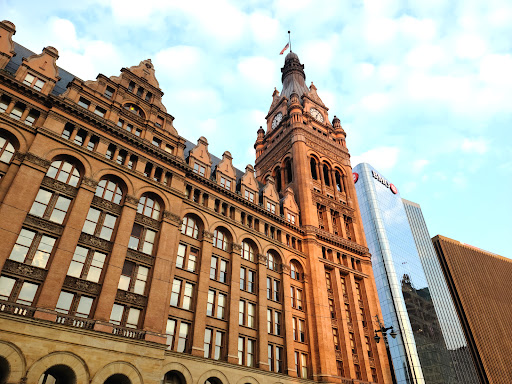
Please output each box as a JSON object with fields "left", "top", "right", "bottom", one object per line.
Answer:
{"left": 351, "top": 147, "right": 399, "bottom": 171}
{"left": 461, "top": 138, "right": 489, "bottom": 154}
{"left": 237, "top": 56, "right": 277, "bottom": 91}
{"left": 412, "top": 159, "right": 429, "bottom": 173}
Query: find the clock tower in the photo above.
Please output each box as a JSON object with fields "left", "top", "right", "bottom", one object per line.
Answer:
{"left": 254, "top": 52, "right": 392, "bottom": 383}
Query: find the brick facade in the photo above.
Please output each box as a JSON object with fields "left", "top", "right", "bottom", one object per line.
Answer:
{"left": 0, "top": 20, "right": 392, "bottom": 384}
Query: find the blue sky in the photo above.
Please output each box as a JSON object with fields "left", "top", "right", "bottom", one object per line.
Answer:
{"left": 4, "top": 0, "right": 511, "bottom": 258}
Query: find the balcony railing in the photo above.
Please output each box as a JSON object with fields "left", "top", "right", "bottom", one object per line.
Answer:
{"left": 112, "top": 325, "right": 146, "bottom": 340}
{"left": 0, "top": 300, "right": 35, "bottom": 318}
{"left": 56, "top": 313, "right": 95, "bottom": 329}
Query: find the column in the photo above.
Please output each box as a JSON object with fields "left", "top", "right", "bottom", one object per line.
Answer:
{"left": 226, "top": 244, "right": 242, "bottom": 364}
{"left": 0, "top": 154, "right": 49, "bottom": 272}
{"left": 0, "top": 152, "right": 22, "bottom": 202}
{"left": 281, "top": 265, "right": 297, "bottom": 377}
{"left": 4, "top": 100, "right": 15, "bottom": 115}
{"left": 34, "top": 179, "right": 97, "bottom": 320}
{"left": 93, "top": 196, "right": 138, "bottom": 331}
{"left": 82, "top": 133, "right": 92, "bottom": 149}
{"left": 143, "top": 212, "right": 181, "bottom": 343}
{"left": 190, "top": 230, "right": 214, "bottom": 357}
{"left": 257, "top": 253, "right": 269, "bottom": 370}
{"left": 347, "top": 272, "right": 364, "bottom": 379}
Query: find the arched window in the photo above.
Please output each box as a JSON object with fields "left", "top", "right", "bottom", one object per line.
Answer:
{"left": 181, "top": 215, "right": 199, "bottom": 239}
{"left": 213, "top": 228, "right": 229, "bottom": 251}
{"left": 310, "top": 158, "right": 317, "bottom": 180}
{"left": 138, "top": 194, "right": 161, "bottom": 219}
{"left": 335, "top": 170, "right": 343, "bottom": 192}
{"left": 241, "top": 240, "right": 255, "bottom": 262}
{"left": 104, "top": 373, "right": 132, "bottom": 384}
{"left": 274, "top": 167, "right": 282, "bottom": 193}
{"left": 124, "top": 103, "right": 145, "bottom": 119}
{"left": 0, "top": 135, "right": 15, "bottom": 164}
{"left": 96, "top": 178, "right": 124, "bottom": 204}
{"left": 163, "top": 371, "right": 186, "bottom": 384}
{"left": 290, "top": 261, "right": 303, "bottom": 280}
{"left": 39, "top": 365, "right": 76, "bottom": 384}
{"left": 267, "top": 251, "right": 280, "bottom": 271}
{"left": 285, "top": 159, "right": 293, "bottom": 183}
{"left": 46, "top": 160, "right": 81, "bottom": 187}
{"left": 323, "top": 164, "right": 331, "bottom": 186}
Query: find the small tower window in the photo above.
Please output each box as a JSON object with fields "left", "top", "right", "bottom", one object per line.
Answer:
{"left": 310, "top": 158, "right": 318, "bottom": 180}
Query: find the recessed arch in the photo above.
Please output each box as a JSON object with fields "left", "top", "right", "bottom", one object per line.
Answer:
{"left": 0, "top": 341, "right": 25, "bottom": 384}
{"left": 240, "top": 237, "right": 260, "bottom": 262}
{"left": 137, "top": 192, "right": 164, "bottom": 219}
{"left": 122, "top": 102, "right": 146, "bottom": 119}
{"left": 0, "top": 125, "right": 29, "bottom": 153}
{"left": 161, "top": 362, "right": 192, "bottom": 384}
{"left": 93, "top": 168, "right": 135, "bottom": 197}
{"left": 25, "top": 351, "right": 89, "bottom": 384}
{"left": 44, "top": 148, "right": 93, "bottom": 179}
{"left": 236, "top": 377, "right": 260, "bottom": 384}
{"left": 135, "top": 186, "right": 169, "bottom": 212}
{"left": 95, "top": 174, "right": 128, "bottom": 205}
{"left": 236, "top": 234, "right": 262, "bottom": 252}
{"left": 196, "top": 369, "right": 230, "bottom": 384}
{"left": 210, "top": 221, "right": 236, "bottom": 241}
{"left": 90, "top": 361, "right": 142, "bottom": 384}
{"left": 212, "top": 225, "right": 233, "bottom": 252}
{"left": 266, "top": 248, "right": 283, "bottom": 271}
{"left": 181, "top": 212, "right": 204, "bottom": 240}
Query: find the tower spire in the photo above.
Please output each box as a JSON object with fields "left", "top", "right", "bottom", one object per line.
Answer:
{"left": 288, "top": 30, "right": 292, "bottom": 53}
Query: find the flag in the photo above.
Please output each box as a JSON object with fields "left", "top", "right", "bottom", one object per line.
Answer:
{"left": 280, "top": 43, "right": 289, "bottom": 55}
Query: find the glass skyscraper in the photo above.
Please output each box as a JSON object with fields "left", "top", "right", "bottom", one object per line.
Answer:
{"left": 353, "top": 163, "right": 478, "bottom": 384}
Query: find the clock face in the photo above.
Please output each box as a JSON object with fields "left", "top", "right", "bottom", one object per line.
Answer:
{"left": 310, "top": 108, "right": 324, "bottom": 122}
{"left": 272, "top": 112, "right": 283, "bottom": 129}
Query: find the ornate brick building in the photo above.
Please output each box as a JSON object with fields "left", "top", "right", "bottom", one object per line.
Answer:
{"left": 0, "top": 20, "right": 392, "bottom": 384}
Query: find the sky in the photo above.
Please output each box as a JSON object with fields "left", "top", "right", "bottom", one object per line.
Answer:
{"left": 4, "top": 0, "right": 511, "bottom": 258}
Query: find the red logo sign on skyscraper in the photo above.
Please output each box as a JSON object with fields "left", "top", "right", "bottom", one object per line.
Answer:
{"left": 353, "top": 172, "right": 359, "bottom": 183}
{"left": 390, "top": 184, "right": 398, "bottom": 194}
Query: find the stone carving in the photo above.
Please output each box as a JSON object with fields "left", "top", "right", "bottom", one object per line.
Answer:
{"left": 63, "top": 276, "right": 102, "bottom": 295}
{"left": 134, "top": 213, "right": 161, "bottom": 230}
{"left": 335, "top": 350, "right": 342, "bottom": 360}
{"left": 47, "top": 110, "right": 68, "bottom": 123}
{"left": 41, "top": 176, "right": 78, "bottom": 197}
{"left": 331, "top": 318, "right": 338, "bottom": 327}
{"left": 3, "top": 260, "right": 47, "bottom": 281}
{"left": 78, "top": 233, "right": 113, "bottom": 252}
{"left": 281, "top": 264, "right": 290, "bottom": 273}
{"left": 125, "top": 195, "right": 139, "bottom": 206}
{"left": 231, "top": 243, "right": 242, "bottom": 252}
{"left": 163, "top": 210, "right": 181, "bottom": 224}
{"left": 13, "top": 151, "right": 26, "bottom": 162}
{"left": 258, "top": 253, "right": 267, "bottom": 264}
{"left": 24, "top": 214, "right": 64, "bottom": 235}
{"left": 91, "top": 196, "right": 122, "bottom": 215}
{"left": 24, "top": 153, "right": 51, "bottom": 169}
{"left": 352, "top": 354, "right": 359, "bottom": 364}
{"left": 116, "top": 290, "right": 148, "bottom": 306}
{"left": 82, "top": 177, "right": 98, "bottom": 189}
{"left": 202, "top": 230, "right": 214, "bottom": 240}
{"left": 126, "top": 249, "right": 154, "bottom": 266}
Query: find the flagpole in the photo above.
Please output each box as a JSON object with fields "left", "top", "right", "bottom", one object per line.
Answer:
{"left": 288, "top": 31, "right": 292, "bottom": 52}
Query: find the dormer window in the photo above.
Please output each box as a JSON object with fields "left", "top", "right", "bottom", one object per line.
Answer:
{"left": 287, "top": 213, "right": 296, "bottom": 224}
{"left": 267, "top": 202, "right": 276, "bottom": 214}
{"left": 124, "top": 103, "right": 145, "bottom": 118}
{"left": 220, "top": 176, "right": 231, "bottom": 190}
{"left": 104, "top": 86, "right": 115, "bottom": 99}
{"left": 244, "top": 190, "right": 254, "bottom": 203}
{"left": 193, "top": 163, "right": 206, "bottom": 177}
{"left": 23, "top": 73, "right": 45, "bottom": 92}
{"left": 155, "top": 116, "right": 164, "bottom": 128}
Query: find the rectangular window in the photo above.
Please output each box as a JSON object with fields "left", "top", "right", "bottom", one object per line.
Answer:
{"left": 239, "top": 300, "right": 256, "bottom": 328}
{"left": 293, "top": 317, "right": 306, "bottom": 342}
{"left": 78, "top": 97, "right": 90, "bottom": 109}
{"left": 267, "top": 277, "right": 281, "bottom": 302}
{"left": 287, "top": 213, "right": 296, "bottom": 224}
{"left": 104, "top": 86, "right": 115, "bottom": 99}
{"left": 295, "top": 352, "right": 308, "bottom": 378}
{"left": 166, "top": 318, "right": 176, "bottom": 350}
{"left": 177, "top": 322, "right": 190, "bottom": 352}
{"left": 267, "top": 201, "right": 276, "bottom": 214}
{"left": 0, "top": 276, "right": 39, "bottom": 306}
{"left": 267, "top": 309, "right": 282, "bottom": 335}
{"left": 94, "top": 106, "right": 106, "bottom": 117}
{"left": 24, "top": 73, "right": 46, "bottom": 91}
{"left": 220, "top": 176, "right": 231, "bottom": 190}
{"left": 291, "top": 286, "right": 303, "bottom": 310}
{"left": 238, "top": 337, "right": 255, "bottom": 367}
{"left": 128, "top": 224, "right": 156, "bottom": 255}
{"left": 268, "top": 344, "right": 284, "bottom": 373}
{"left": 155, "top": 116, "right": 164, "bottom": 128}
{"left": 9, "top": 228, "right": 56, "bottom": 269}
{"left": 244, "top": 190, "right": 254, "bottom": 202}
{"left": 193, "top": 163, "right": 206, "bottom": 176}
{"left": 109, "top": 304, "right": 140, "bottom": 329}
{"left": 82, "top": 207, "right": 118, "bottom": 241}
{"left": 176, "top": 243, "right": 198, "bottom": 272}
{"left": 118, "top": 261, "right": 149, "bottom": 295}
{"left": 67, "top": 245, "right": 106, "bottom": 283}
{"left": 29, "top": 188, "right": 72, "bottom": 225}
{"left": 152, "top": 137, "right": 162, "bottom": 147}
{"left": 55, "top": 291, "right": 93, "bottom": 318}
{"left": 204, "top": 328, "right": 225, "bottom": 360}
{"left": 333, "top": 328, "right": 340, "bottom": 350}
{"left": 170, "top": 279, "right": 194, "bottom": 310}
{"left": 210, "top": 256, "right": 228, "bottom": 283}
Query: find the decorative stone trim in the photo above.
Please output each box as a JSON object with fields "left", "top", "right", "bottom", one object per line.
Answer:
{"left": 304, "top": 225, "right": 368, "bottom": 255}
{"left": 13, "top": 151, "right": 26, "bottom": 162}
{"left": 82, "top": 177, "right": 98, "bottom": 189}
{"left": 91, "top": 196, "right": 122, "bottom": 215}
{"left": 2, "top": 260, "right": 47, "bottom": 281}
{"left": 41, "top": 176, "right": 78, "bottom": 197}
{"left": 163, "top": 210, "right": 181, "bottom": 224}
{"left": 231, "top": 243, "right": 242, "bottom": 252}
{"left": 24, "top": 153, "right": 51, "bottom": 169}
{"left": 115, "top": 289, "right": 148, "bottom": 306}
{"left": 46, "top": 110, "right": 68, "bottom": 123}
{"left": 126, "top": 249, "right": 154, "bottom": 266}
{"left": 23, "top": 214, "right": 64, "bottom": 236}
{"left": 281, "top": 264, "right": 290, "bottom": 273}
{"left": 134, "top": 213, "right": 161, "bottom": 230}
{"left": 258, "top": 253, "right": 267, "bottom": 264}
{"left": 63, "top": 276, "right": 102, "bottom": 295}
{"left": 202, "top": 230, "right": 214, "bottom": 240}
{"left": 78, "top": 233, "right": 113, "bottom": 252}
{"left": 125, "top": 195, "right": 139, "bottom": 206}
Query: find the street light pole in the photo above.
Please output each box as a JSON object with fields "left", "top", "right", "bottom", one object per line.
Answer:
{"left": 374, "top": 315, "right": 398, "bottom": 384}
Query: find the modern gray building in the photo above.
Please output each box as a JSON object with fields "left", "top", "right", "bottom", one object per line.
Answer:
{"left": 353, "top": 163, "right": 478, "bottom": 384}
